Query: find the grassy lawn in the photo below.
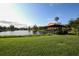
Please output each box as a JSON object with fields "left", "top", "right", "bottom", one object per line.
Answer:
{"left": 0, "top": 35, "right": 79, "bottom": 56}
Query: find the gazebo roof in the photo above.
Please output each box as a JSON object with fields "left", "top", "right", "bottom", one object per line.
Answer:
{"left": 47, "top": 24, "right": 65, "bottom": 27}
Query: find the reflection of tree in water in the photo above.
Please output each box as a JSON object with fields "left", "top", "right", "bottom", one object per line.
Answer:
{"left": 27, "top": 26, "right": 32, "bottom": 35}
{"left": 32, "top": 25, "right": 38, "bottom": 34}
{"left": 9, "top": 25, "right": 15, "bottom": 31}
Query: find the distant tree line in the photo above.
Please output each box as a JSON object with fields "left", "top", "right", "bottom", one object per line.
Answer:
{"left": 0, "top": 25, "right": 27, "bottom": 32}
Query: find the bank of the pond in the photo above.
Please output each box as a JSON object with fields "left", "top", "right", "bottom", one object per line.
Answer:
{"left": 0, "top": 35, "right": 42, "bottom": 38}
{"left": 0, "top": 34, "right": 77, "bottom": 38}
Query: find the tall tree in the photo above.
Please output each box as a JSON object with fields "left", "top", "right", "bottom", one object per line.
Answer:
{"left": 9, "top": 25, "right": 15, "bottom": 31}
{"left": 54, "top": 17, "right": 59, "bottom": 22}
{"left": 54, "top": 17, "right": 63, "bottom": 34}
{"left": 68, "top": 18, "right": 79, "bottom": 35}
{"left": 28, "top": 26, "right": 31, "bottom": 31}
{"left": 32, "top": 24, "right": 38, "bottom": 34}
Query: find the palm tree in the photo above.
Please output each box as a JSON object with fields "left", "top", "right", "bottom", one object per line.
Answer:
{"left": 54, "top": 17, "right": 61, "bottom": 34}
{"left": 54, "top": 17, "right": 59, "bottom": 22}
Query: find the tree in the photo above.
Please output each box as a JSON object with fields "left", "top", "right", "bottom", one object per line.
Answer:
{"left": 54, "top": 17, "right": 63, "bottom": 34}
{"left": 32, "top": 25, "right": 38, "bottom": 34}
{"left": 68, "top": 18, "right": 79, "bottom": 35}
{"left": 69, "top": 19, "right": 74, "bottom": 26}
{"left": 54, "top": 17, "right": 59, "bottom": 22}
{"left": 2, "top": 26, "right": 7, "bottom": 31}
{"left": 9, "top": 25, "right": 15, "bottom": 31}
{"left": 0, "top": 26, "right": 3, "bottom": 32}
{"left": 28, "top": 26, "right": 31, "bottom": 31}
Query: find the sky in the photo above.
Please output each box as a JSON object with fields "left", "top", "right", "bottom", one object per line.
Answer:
{"left": 0, "top": 3, "right": 79, "bottom": 27}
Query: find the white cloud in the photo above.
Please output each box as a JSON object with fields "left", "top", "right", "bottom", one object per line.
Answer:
{"left": 49, "top": 3, "right": 55, "bottom": 7}
{"left": 0, "top": 3, "right": 34, "bottom": 27}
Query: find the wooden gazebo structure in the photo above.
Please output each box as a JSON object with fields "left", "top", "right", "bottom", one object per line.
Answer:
{"left": 39, "top": 23, "right": 71, "bottom": 34}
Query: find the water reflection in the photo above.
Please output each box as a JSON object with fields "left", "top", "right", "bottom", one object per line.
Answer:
{"left": 0, "top": 30, "right": 40, "bottom": 36}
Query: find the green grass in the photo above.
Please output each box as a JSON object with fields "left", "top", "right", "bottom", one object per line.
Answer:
{"left": 0, "top": 35, "right": 79, "bottom": 56}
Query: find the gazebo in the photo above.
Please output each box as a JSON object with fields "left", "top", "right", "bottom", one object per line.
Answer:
{"left": 46, "top": 23, "right": 65, "bottom": 34}
{"left": 39, "top": 22, "right": 71, "bottom": 34}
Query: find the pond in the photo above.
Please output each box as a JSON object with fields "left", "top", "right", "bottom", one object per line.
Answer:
{"left": 0, "top": 30, "right": 40, "bottom": 36}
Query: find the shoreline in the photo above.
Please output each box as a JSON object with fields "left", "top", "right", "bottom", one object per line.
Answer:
{"left": 0, "top": 34, "right": 77, "bottom": 38}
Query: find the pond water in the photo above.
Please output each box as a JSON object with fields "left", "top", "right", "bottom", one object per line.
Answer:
{"left": 0, "top": 30, "right": 40, "bottom": 36}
